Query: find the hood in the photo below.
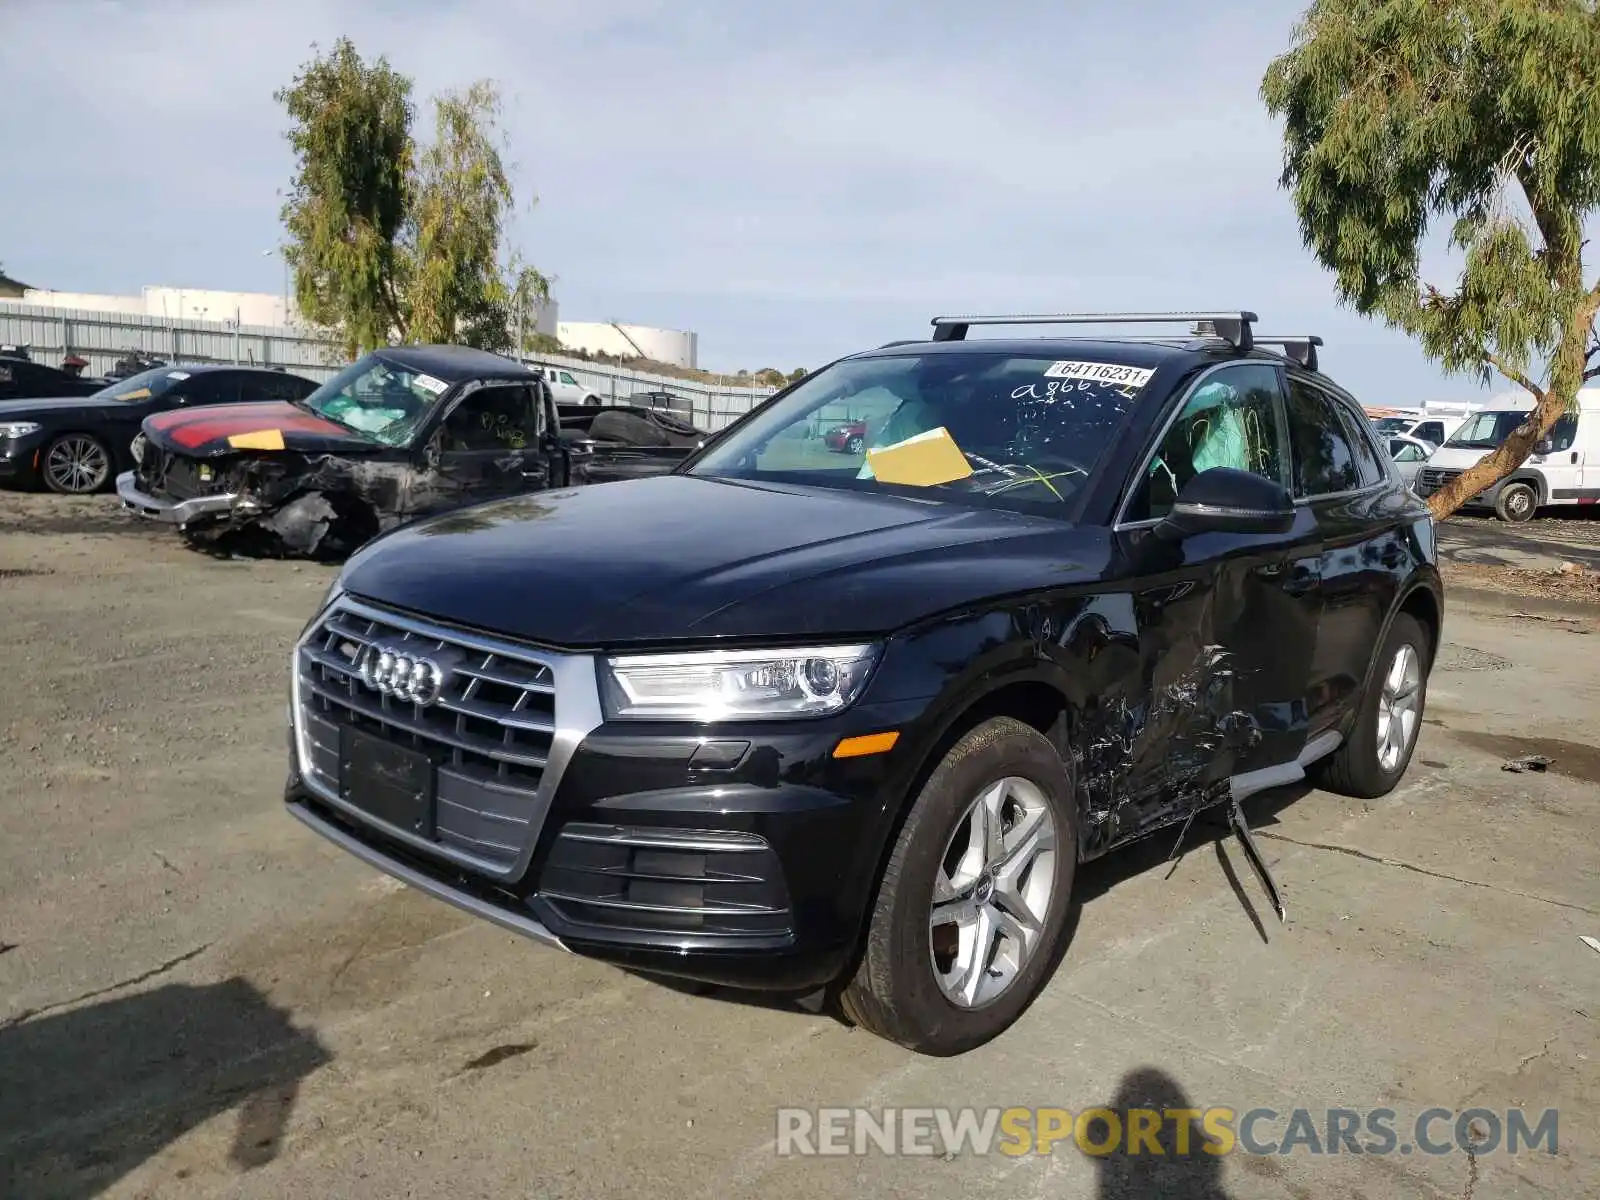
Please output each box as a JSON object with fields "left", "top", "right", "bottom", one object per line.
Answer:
{"left": 1423, "top": 445, "right": 1495, "bottom": 468}
{"left": 339, "top": 473, "right": 1111, "bottom": 647}
{"left": 0, "top": 395, "right": 116, "bottom": 418}
{"left": 142, "top": 401, "right": 376, "bottom": 458}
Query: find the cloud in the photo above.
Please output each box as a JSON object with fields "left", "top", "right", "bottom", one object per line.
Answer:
{"left": 0, "top": 0, "right": 1561, "bottom": 397}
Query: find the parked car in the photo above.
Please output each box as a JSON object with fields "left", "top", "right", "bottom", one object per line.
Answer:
{"left": 1413, "top": 387, "right": 1600, "bottom": 522}
{"left": 0, "top": 351, "right": 107, "bottom": 404}
{"left": 1386, "top": 433, "right": 1436, "bottom": 492}
{"left": 823, "top": 419, "right": 867, "bottom": 454}
{"left": 527, "top": 363, "right": 604, "bottom": 407}
{"left": 284, "top": 311, "right": 1442, "bottom": 1056}
{"left": 117, "top": 345, "right": 692, "bottom": 557}
{"left": 0, "top": 363, "right": 318, "bottom": 494}
{"left": 1370, "top": 413, "right": 1454, "bottom": 447}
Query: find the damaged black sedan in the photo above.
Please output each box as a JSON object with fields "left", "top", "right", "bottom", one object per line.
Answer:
{"left": 116, "top": 345, "right": 695, "bottom": 557}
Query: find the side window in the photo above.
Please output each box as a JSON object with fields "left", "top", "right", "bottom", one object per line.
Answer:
{"left": 1389, "top": 439, "right": 1425, "bottom": 463}
{"left": 1283, "top": 377, "right": 1363, "bottom": 497}
{"left": 1328, "top": 393, "right": 1388, "bottom": 486}
{"left": 1416, "top": 420, "right": 1446, "bottom": 445}
{"left": 558, "top": 371, "right": 579, "bottom": 387}
{"left": 180, "top": 373, "right": 238, "bottom": 405}
{"left": 1124, "top": 363, "right": 1287, "bottom": 522}
{"left": 439, "top": 385, "right": 539, "bottom": 451}
{"left": 244, "top": 372, "right": 315, "bottom": 402}
{"left": 1548, "top": 413, "right": 1579, "bottom": 452}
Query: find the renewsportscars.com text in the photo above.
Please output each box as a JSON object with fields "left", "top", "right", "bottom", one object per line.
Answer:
{"left": 774, "top": 1105, "right": 1558, "bottom": 1158}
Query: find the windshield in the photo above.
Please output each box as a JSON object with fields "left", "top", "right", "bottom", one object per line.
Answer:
{"left": 95, "top": 367, "right": 188, "bottom": 402}
{"left": 1445, "top": 410, "right": 1532, "bottom": 449}
{"left": 298, "top": 354, "right": 449, "bottom": 446}
{"left": 688, "top": 350, "right": 1157, "bottom": 513}
{"left": 1370, "top": 416, "right": 1414, "bottom": 435}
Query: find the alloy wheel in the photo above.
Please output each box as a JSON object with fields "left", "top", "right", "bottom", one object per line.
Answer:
{"left": 1376, "top": 643, "right": 1422, "bottom": 773}
{"left": 45, "top": 436, "right": 110, "bottom": 493}
{"left": 929, "top": 776, "right": 1058, "bottom": 1009}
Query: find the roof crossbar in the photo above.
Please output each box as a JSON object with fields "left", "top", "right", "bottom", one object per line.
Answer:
{"left": 929, "top": 311, "right": 1257, "bottom": 351}
{"left": 1253, "top": 335, "right": 1323, "bottom": 372}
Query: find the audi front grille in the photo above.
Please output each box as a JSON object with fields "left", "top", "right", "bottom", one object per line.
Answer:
{"left": 292, "top": 594, "right": 600, "bottom": 877}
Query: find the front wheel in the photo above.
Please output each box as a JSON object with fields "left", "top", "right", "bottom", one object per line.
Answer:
{"left": 839, "top": 716, "right": 1078, "bottom": 1056}
{"left": 42, "top": 433, "right": 112, "bottom": 494}
{"left": 1495, "top": 481, "right": 1538, "bottom": 523}
{"left": 846, "top": 434, "right": 864, "bottom": 455}
{"left": 1312, "top": 613, "right": 1430, "bottom": 799}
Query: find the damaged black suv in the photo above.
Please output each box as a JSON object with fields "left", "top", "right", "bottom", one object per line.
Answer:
{"left": 286, "top": 312, "right": 1442, "bottom": 1056}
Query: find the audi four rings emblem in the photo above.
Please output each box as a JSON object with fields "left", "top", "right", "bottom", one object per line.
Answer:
{"left": 358, "top": 643, "right": 448, "bottom": 705}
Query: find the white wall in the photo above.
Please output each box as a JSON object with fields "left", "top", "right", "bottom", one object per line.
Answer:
{"left": 22, "top": 289, "right": 146, "bottom": 316}
{"left": 557, "top": 320, "right": 698, "bottom": 368}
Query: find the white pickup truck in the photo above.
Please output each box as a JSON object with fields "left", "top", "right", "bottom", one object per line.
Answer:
{"left": 526, "top": 363, "right": 604, "bottom": 407}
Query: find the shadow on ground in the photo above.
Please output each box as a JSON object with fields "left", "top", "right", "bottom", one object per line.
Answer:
{"left": 0, "top": 977, "right": 330, "bottom": 1199}
{"left": 1090, "top": 1066, "right": 1235, "bottom": 1198}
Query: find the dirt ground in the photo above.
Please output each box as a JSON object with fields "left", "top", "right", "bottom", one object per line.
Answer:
{"left": 1, "top": 491, "right": 1597, "bottom": 1200}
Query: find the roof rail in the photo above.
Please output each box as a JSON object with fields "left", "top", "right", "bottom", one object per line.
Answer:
{"left": 929, "top": 311, "right": 1257, "bottom": 351}
{"left": 1253, "top": 335, "right": 1323, "bottom": 372}
{"left": 877, "top": 339, "right": 922, "bottom": 349}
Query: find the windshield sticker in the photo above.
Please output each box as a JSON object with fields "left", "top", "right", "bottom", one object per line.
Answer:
{"left": 863, "top": 426, "right": 974, "bottom": 488}
{"left": 167, "top": 370, "right": 191, "bottom": 381}
{"left": 1041, "top": 361, "right": 1155, "bottom": 389}
{"left": 413, "top": 373, "right": 448, "bottom": 396}
{"left": 117, "top": 387, "right": 153, "bottom": 401}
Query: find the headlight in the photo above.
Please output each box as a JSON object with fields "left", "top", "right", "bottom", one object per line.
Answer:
{"left": 600, "top": 644, "right": 881, "bottom": 721}
{"left": 0, "top": 422, "right": 42, "bottom": 439}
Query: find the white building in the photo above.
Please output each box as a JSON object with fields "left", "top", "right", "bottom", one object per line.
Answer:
{"left": 557, "top": 320, "right": 698, "bottom": 369}
{"left": 16, "top": 284, "right": 561, "bottom": 339}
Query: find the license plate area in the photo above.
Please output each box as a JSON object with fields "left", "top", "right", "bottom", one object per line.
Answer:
{"left": 340, "top": 725, "right": 436, "bottom": 838}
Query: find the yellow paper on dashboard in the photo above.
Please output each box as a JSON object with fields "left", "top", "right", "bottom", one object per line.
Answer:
{"left": 863, "top": 426, "right": 973, "bottom": 488}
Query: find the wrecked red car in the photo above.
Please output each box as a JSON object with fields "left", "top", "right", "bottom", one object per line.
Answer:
{"left": 115, "top": 344, "right": 704, "bottom": 557}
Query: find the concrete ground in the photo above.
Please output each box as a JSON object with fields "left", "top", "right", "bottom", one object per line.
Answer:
{"left": 1, "top": 493, "right": 1596, "bottom": 1200}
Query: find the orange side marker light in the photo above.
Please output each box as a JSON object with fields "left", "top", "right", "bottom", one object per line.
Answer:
{"left": 833, "top": 731, "right": 900, "bottom": 759}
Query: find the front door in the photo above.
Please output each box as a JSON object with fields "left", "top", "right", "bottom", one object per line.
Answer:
{"left": 1107, "top": 362, "right": 1322, "bottom": 842}
{"left": 1536, "top": 412, "right": 1586, "bottom": 504}
{"left": 421, "top": 383, "right": 544, "bottom": 514}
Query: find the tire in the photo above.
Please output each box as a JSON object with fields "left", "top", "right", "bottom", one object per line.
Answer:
{"left": 589, "top": 409, "right": 670, "bottom": 448}
{"left": 846, "top": 435, "right": 865, "bottom": 455}
{"left": 1495, "top": 480, "right": 1538, "bottom": 523}
{"left": 1313, "top": 613, "right": 1430, "bottom": 799}
{"left": 41, "top": 432, "right": 112, "bottom": 494}
{"left": 839, "top": 716, "right": 1078, "bottom": 1056}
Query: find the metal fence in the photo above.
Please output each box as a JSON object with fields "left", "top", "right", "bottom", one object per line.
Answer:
{"left": 0, "top": 301, "right": 779, "bottom": 433}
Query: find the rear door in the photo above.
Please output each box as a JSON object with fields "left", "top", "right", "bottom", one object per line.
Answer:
{"left": 1110, "top": 361, "right": 1322, "bottom": 839}
{"left": 1283, "top": 373, "right": 1407, "bottom": 740}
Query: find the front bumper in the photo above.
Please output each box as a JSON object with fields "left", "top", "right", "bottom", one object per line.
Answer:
{"left": 116, "top": 469, "right": 252, "bottom": 525}
{"left": 0, "top": 433, "right": 45, "bottom": 484}
{"left": 286, "top": 593, "right": 924, "bottom": 992}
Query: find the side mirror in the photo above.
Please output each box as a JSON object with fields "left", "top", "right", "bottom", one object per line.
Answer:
{"left": 1534, "top": 439, "right": 1553, "bottom": 456}
{"left": 1156, "top": 467, "right": 1296, "bottom": 540}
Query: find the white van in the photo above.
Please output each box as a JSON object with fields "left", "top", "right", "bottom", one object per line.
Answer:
{"left": 1414, "top": 387, "right": 1600, "bottom": 522}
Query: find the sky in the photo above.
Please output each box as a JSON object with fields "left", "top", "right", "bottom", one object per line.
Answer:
{"left": 0, "top": 0, "right": 1576, "bottom": 402}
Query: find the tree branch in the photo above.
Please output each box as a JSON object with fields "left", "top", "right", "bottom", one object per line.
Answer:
{"left": 1484, "top": 352, "right": 1545, "bottom": 400}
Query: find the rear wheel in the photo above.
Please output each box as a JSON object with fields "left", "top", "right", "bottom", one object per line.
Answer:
{"left": 1313, "top": 613, "right": 1430, "bottom": 798}
{"left": 42, "top": 433, "right": 112, "bottom": 494}
{"left": 846, "top": 434, "right": 864, "bottom": 454}
{"left": 839, "top": 717, "right": 1077, "bottom": 1056}
{"left": 1495, "top": 481, "right": 1538, "bottom": 523}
